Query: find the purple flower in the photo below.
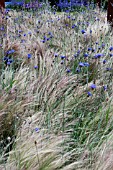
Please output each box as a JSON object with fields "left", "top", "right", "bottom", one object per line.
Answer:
{"left": 90, "top": 84, "right": 96, "bottom": 89}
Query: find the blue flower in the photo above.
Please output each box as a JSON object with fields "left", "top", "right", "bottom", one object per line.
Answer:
{"left": 41, "top": 40, "right": 45, "bottom": 43}
{"left": 47, "top": 38, "right": 50, "bottom": 41}
{"left": 72, "top": 25, "right": 75, "bottom": 29}
{"left": 67, "top": 15, "right": 71, "bottom": 19}
{"left": 48, "top": 32, "right": 52, "bottom": 35}
{"left": 43, "top": 36, "right": 47, "bottom": 40}
{"left": 74, "top": 54, "right": 77, "bottom": 58}
{"left": 60, "top": 55, "right": 66, "bottom": 59}
{"left": 3, "top": 56, "right": 8, "bottom": 61}
{"left": 103, "top": 85, "right": 107, "bottom": 91}
{"left": 88, "top": 47, "right": 92, "bottom": 51}
{"left": 81, "top": 30, "right": 86, "bottom": 34}
{"left": 77, "top": 50, "right": 80, "bottom": 55}
{"left": 7, "top": 49, "right": 15, "bottom": 55}
{"left": 84, "top": 62, "right": 90, "bottom": 67}
{"left": 54, "top": 53, "right": 58, "bottom": 57}
{"left": 110, "top": 54, "right": 113, "bottom": 57}
{"left": 87, "top": 91, "right": 92, "bottom": 97}
{"left": 34, "top": 66, "right": 38, "bottom": 69}
{"left": 94, "top": 53, "right": 103, "bottom": 58}
{"left": 7, "top": 61, "right": 11, "bottom": 65}
{"left": 84, "top": 53, "right": 89, "bottom": 57}
{"left": 61, "top": 60, "right": 64, "bottom": 64}
{"left": 76, "top": 67, "right": 80, "bottom": 73}
{"left": 79, "top": 62, "right": 84, "bottom": 67}
{"left": 103, "top": 60, "right": 106, "bottom": 64}
{"left": 109, "top": 46, "right": 113, "bottom": 51}
{"left": 35, "top": 127, "right": 40, "bottom": 133}
{"left": 102, "top": 43, "right": 105, "bottom": 48}
{"left": 28, "top": 31, "right": 32, "bottom": 35}
{"left": 90, "top": 30, "right": 92, "bottom": 34}
{"left": 27, "top": 54, "right": 32, "bottom": 59}
{"left": 66, "top": 68, "right": 71, "bottom": 73}
{"left": 106, "top": 67, "right": 112, "bottom": 71}
{"left": 90, "top": 84, "right": 96, "bottom": 89}
{"left": 8, "top": 59, "right": 13, "bottom": 63}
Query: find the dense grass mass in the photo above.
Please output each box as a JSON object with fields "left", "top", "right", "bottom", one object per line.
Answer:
{"left": 0, "top": 3, "right": 113, "bottom": 170}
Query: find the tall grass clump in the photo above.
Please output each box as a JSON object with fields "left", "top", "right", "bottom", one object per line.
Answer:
{"left": 0, "top": 2, "right": 113, "bottom": 170}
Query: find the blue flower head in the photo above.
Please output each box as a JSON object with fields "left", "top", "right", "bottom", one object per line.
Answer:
{"left": 84, "top": 53, "right": 89, "bottom": 57}
{"left": 94, "top": 53, "right": 103, "bottom": 59}
{"left": 81, "top": 30, "right": 86, "bottom": 34}
{"left": 35, "top": 127, "right": 40, "bottom": 133}
{"left": 109, "top": 46, "right": 113, "bottom": 51}
{"left": 90, "top": 84, "right": 96, "bottom": 89}
{"left": 103, "top": 85, "right": 107, "bottom": 91}
{"left": 34, "top": 66, "right": 38, "bottom": 69}
{"left": 79, "top": 62, "right": 84, "bottom": 67}
{"left": 87, "top": 91, "right": 92, "bottom": 97}
{"left": 110, "top": 54, "right": 113, "bottom": 57}
{"left": 28, "top": 54, "right": 32, "bottom": 59}
{"left": 88, "top": 47, "right": 92, "bottom": 51}
{"left": 84, "top": 62, "right": 90, "bottom": 67}
{"left": 76, "top": 67, "right": 80, "bottom": 73}
{"left": 90, "top": 30, "right": 92, "bottom": 34}
{"left": 7, "top": 61, "right": 11, "bottom": 65}
{"left": 66, "top": 68, "right": 71, "bottom": 73}
{"left": 60, "top": 55, "right": 66, "bottom": 59}
{"left": 103, "top": 60, "right": 106, "bottom": 64}
{"left": 54, "top": 53, "right": 58, "bottom": 57}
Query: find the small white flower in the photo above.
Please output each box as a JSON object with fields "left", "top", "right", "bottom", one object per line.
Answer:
{"left": 7, "top": 137, "right": 11, "bottom": 141}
